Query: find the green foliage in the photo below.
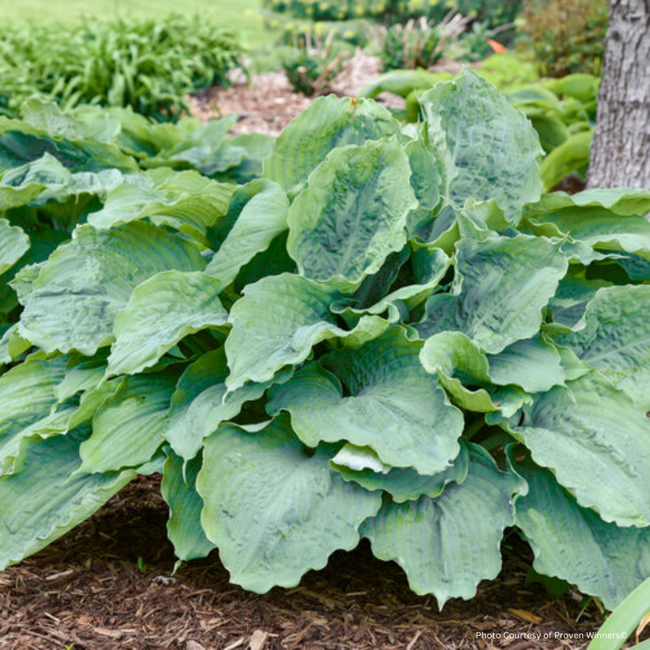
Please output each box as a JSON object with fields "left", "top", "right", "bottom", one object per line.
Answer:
{"left": 1, "top": 72, "right": 650, "bottom": 612}
{"left": 473, "top": 52, "right": 540, "bottom": 90}
{"left": 360, "top": 66, "right": 596, "bottom": 187}
{"left": 510, "top": 73, "right": 598, "bottom": 187}
{"left": 262, "top": 0, "right": 522, "bottom": 27}
{"left": 454, "top": 21, "right": 500, "bottom": 61}
{"left": 588, "top": 577, "right": 650, "bottom": 649}
{"left": 360, "top": 52, "right": 538, "bottom": 100}
{"left": 0, "top": 15, "right": 246, "bottom": 121}
{"left": 283, "top": 51, "right": 326, "bottom": 95}
{"left": 0, "top": 98, "right": 272, "bottom": 186}
{"left": 0, "top": 0, "right": 272, "bottom": 47}
{"left": 261, "top": 11, "right": 373, "bottom": 48}
{"left": 520, "top": 0, "right": 608, "bottom": 77}
{"left": 282, "top": 38, "right": 353, "bottom": 96}
{"left": 262, "top": 0, "right": 392, "bottom": 21}
{"left": 378, "top": 19, "right": 448, "bottom": 70}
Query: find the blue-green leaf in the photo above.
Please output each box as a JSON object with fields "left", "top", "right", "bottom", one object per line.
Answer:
{"left": 197, "top": 415, "right": 382, "bottom": 593}
{"left": 286, "top": 138, "right": 417, "bottom": 289}
{"left": 268, "top": 328, "right": 464, "bottom": 474}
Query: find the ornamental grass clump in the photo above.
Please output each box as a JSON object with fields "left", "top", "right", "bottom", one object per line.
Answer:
{"left": 0, "top": 15, "right": 245, "bottom": 120}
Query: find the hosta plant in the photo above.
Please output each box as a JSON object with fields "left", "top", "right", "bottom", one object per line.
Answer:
{"left": 1, "top": 71, "right": 650, "bottom": 611}
{"left": 360, "top": 68, "right": 597, "bottom": 188}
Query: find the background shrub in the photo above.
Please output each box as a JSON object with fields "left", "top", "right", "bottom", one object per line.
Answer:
{"left": 261, "top": 12, "right": 373, "bottom": 48}
{"left": 281, "top": 35, "right": 353, "bottom": 95}
{"left": 261, "top": 0, "right": 391, "bottom": 22}
{"left": 0, "top": 15, "right": 246, "bottom": 121}
{"left": 262, "top": 0, "right": 523, "bottom": 27}
{"left": 378, "top": 19, "right": 447, "bottom": 70}
{"left": 520, "top": 0, "right": 608, "bottom": 77}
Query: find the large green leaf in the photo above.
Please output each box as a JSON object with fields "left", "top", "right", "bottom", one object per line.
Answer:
{"left": 55, "top": 352, "right": 108, "bottom": 403}
{"left": 513, "top": 456, "right": 650, "bottom": 610}
{"left": 553, "top": 285, "right": 650, "bottom": 409}
{"left": 511, "top": 373, "right": 650, "bottom": 527}
{"left": 603, "top": 250, "right": 650, "bottom": 282}
{"left": 224, "top": 273, "right": 388, "bottom": 392}
{"left": 19, "top": 97, "right": 120, "bottom": 143}
{"left": 539, "top": 130, "right": 592, "bottom": 191}
{"left": 330, "top": 247, "right": 410, "bottom": 324}
{"left": 209, "top": 132, "right": 274, "bottom": 184}
{"left": 0, "top": 324, "right": 30, "bottom": 365}
{"left": 419, "top": 332, "right": 495, "bottom": 412}
{"left": 0, "top": 429, "right": 143, "bottom": 570}
{"left": 0, "top": 356, "right": 68, "bottom": 473}
{"left": 547, "top": 272, "right": 613, "bottom": 330}
{"left": 486, "top": 335, "right": 565, "bottom": 394}
{"left": 267, "top": 328, "right": 464, "bottom": 474}
{"left": 403, "top": 132, "right": 443, "bottom": 236}
{"left": 526, "top": 190, "right": 650, "bottom": 258}
{"left": 87, "top": 169, "right": 234, "bottom": 245}
{"left": 78, "top": 372, "right": 176, "bottom": 474}
{"left": 196, "top": 416, "right": 382, "bottom": 593}
{"left": 0, "top": 218, "right": 29, "bottom": 275}
{"left": 362, "top": 445, "right": 524, "bottom": 607}
{"left": 0, "top": 154, "right": 71, "bottom": 210}
{"left": 526, "top": 187, "right": 650, "bottom": 219}
{"left": 107, "top": 271, "right": 228, "bottom": 376}
{"left": 163, "top": 348, "right": 282, "bottom": 462}
{"left": 263, "top": 95, "right": 400, "bottom": 191}
{"left": 0, "top": 385, "right": 115, "bottom": 478}
{"left": 204, "top": 179, "right": 289, "bottom": 288}
{"left": 419, "top": 70, "right": 543, "bottom": 223}
{"left": 286, "top": 138, "right": 417, "bottom": 289}
{"left": 1, "top": 228, "right": 70, "bottom": 307}
{"left": 0, "top": 153, "right": 128, "bottom": 213}
{"left": 331, "top": 247, "right": 450, "bottom": 323}
{"left": 420, "top": 331, "right": 561, "bottom": 412}
{"left": 161, "top": 450, "right": 215, "bottom": 567}
{"left": 0, "top": 110, "right": 137, "bottom": 174}
{"left": 330, "top": 440, "right": 470, "bottom": 503}
{"left": 417, "top": 234, "right": 568, "bottom": 354}
{"left": 17, "top": 222, "right": 205, "bottom": 356}
{"left": 358, "top": 69, "right": 439, "bottom": 99}
{"left": 455, "top": 199, "right": 511, "bottom": 241}
{"left": 146, "top": 115, "right": 239, "bottom": 173}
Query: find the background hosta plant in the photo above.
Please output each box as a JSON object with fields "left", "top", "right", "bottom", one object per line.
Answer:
{"left": 1, "top": 70, "right": 649, "bottom": 611}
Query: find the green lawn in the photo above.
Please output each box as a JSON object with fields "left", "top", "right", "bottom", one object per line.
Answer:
{"left": 0, "top": 0, "right": 273, "bottom": 45}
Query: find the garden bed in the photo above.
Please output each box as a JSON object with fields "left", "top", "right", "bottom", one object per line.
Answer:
{"left": 189, "top": 53, "right": 410, "bottom": 136}
{"left": 0, "top": 477, "right": 604, "bottom": 650}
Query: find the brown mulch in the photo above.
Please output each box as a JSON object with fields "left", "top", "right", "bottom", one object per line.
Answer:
{"left": 190, "top": 72, "right": 314, "bottom": 137}
{"left": 550, "top": 175, "right": 587, "bottom": 194}
{"left": 189, "top": 52, "right": 402, "bottom": 137}
{"left": 0, "top": 475, "right": 608, "bottom": 650}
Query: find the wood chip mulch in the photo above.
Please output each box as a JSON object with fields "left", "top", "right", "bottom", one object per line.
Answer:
{"left": 189, "top": 52, "right": 402, "bottom": 137}
{"left": 0, "top": 475, "right": 610, "bottom": 650}
{"left": 190, "top": 72, "right": 314, "bottom": 137}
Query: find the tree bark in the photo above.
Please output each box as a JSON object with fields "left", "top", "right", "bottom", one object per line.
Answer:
{"left": 587, "top": 0, "right": 650, "bottom": 189}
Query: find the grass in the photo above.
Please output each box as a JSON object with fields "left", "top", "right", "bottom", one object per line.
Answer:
{"left": 0, "top": 0, "right": 274, "bottom": 46}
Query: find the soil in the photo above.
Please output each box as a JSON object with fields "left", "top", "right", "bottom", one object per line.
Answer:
{"left": 190, "top": 72, "right": 313, "bottom": 137}
{"left": 1, "top": 475, "right": 612, "bottom": 650}
{"left": 189, "top": 52, "right": 403, "bottom": 136}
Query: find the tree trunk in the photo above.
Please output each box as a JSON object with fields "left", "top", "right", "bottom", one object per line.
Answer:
{"left": 587, "top": 0, "right": 650, "bottom": 189}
